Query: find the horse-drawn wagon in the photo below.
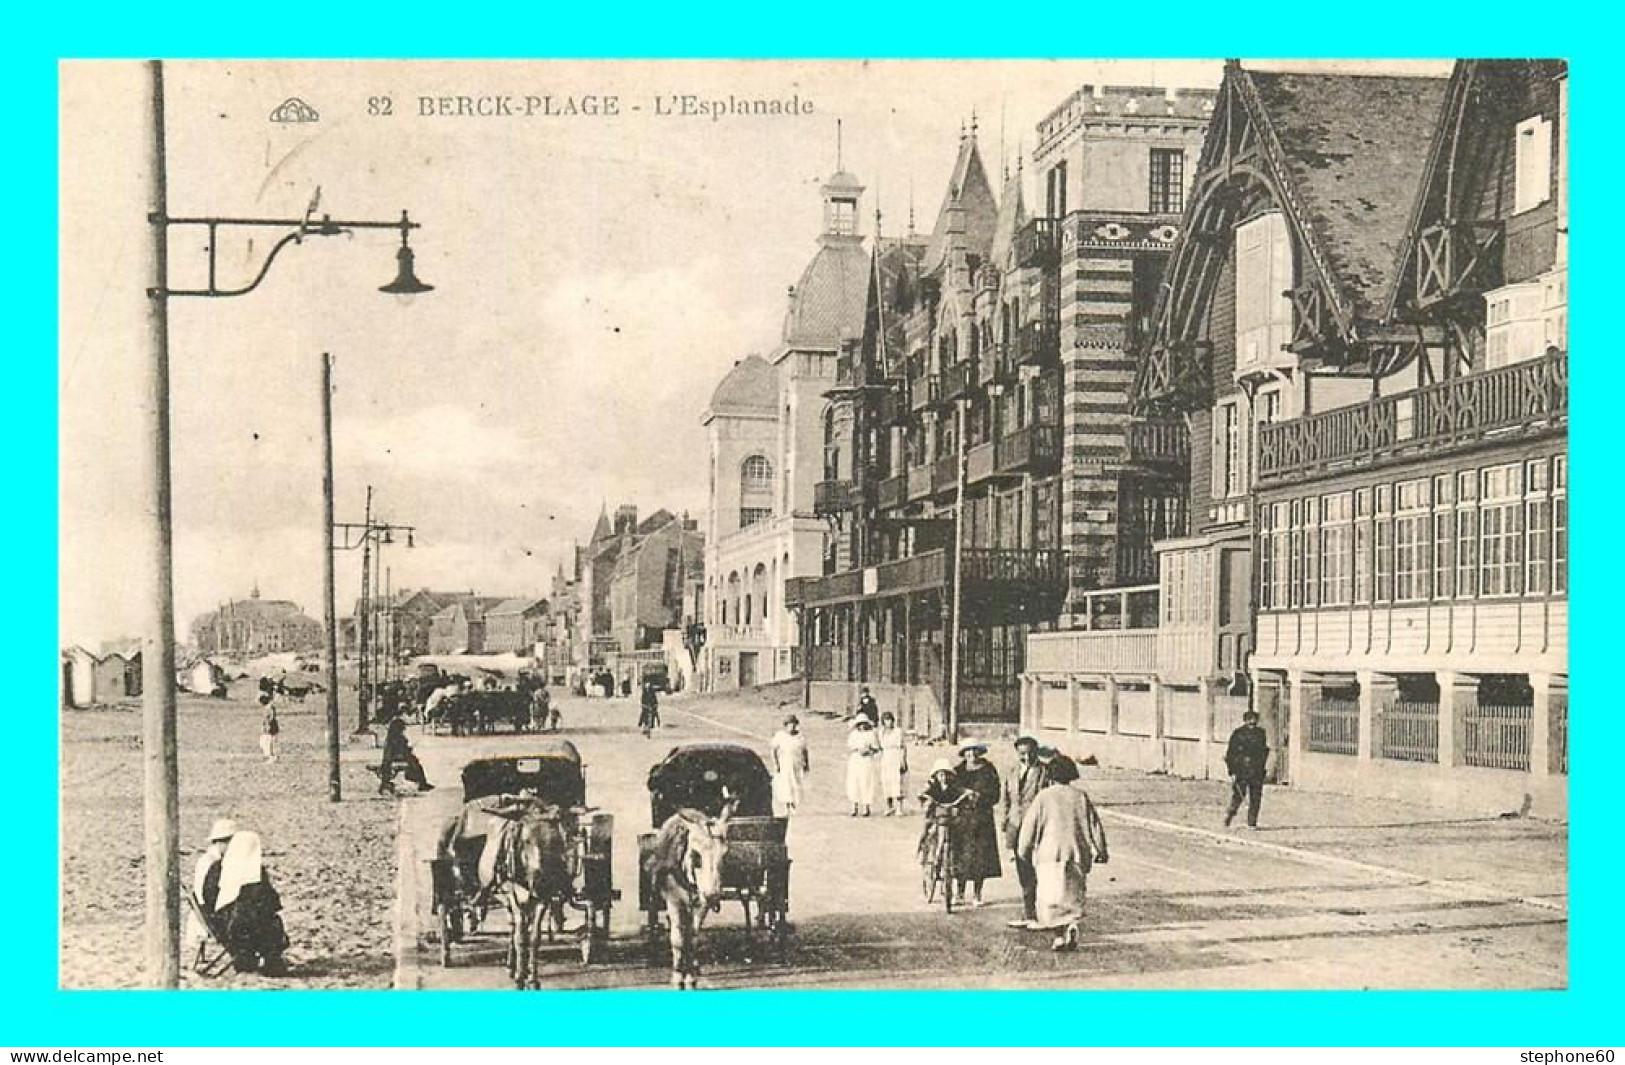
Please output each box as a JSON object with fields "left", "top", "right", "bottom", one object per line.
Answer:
{"left": 424, "top": 688, "right": 533, "bottom": 735}
{"left": 430, "top": 742, "right": 617, "bottom": 985}
{"left": 637, "top": 744, "right": 791, "bottom": 983}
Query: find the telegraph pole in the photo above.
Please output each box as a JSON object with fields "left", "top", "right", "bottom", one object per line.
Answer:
{"left": 140, "top": 58, "right": 181, "bottom": 989}
{"left": 357, "top": 485, "right": 373, "bottom": 732}
{"left": 321, "top": 353, "right": 342, "bottom": 802}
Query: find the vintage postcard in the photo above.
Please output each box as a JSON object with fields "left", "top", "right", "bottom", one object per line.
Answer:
{"left": 58, "top": 58, "right": 1567, "bottom": 992}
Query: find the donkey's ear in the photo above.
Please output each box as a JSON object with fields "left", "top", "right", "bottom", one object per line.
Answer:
{"left": 715, "top": 797, "right": 739, "bottom": 829}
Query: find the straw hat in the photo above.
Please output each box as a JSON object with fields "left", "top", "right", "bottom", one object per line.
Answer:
{"left": 208, "top": 818, "right": 238, "bottom": 842}
{"left": 929, "top": 758, "right": 955, "bottom": 776}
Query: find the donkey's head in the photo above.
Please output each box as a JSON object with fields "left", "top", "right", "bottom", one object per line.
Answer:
{"left": 683, "top": 799, "right": 735, "bottom": 908}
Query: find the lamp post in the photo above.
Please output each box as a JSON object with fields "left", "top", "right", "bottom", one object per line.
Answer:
{"left": 333, "top": 511, "right": 417, "bottom": 734}
{"left": 141, "top": 60, "right": 431, "bottom": 987}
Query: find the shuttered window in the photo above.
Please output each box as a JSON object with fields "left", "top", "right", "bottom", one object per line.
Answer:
{"left": 1234, "top": 212, "right": 1294, "bottom": 371}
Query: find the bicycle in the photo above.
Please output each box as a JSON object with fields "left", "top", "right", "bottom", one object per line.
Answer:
{"left": 920, "top": 798, "right": 969, "bottom": 914}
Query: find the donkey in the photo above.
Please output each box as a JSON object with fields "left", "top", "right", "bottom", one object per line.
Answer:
{"left": 644, "top": 801, "right": 734, "bottom": 989}
{"left": 489, "top": 804, "right": 578, "bottom": 989}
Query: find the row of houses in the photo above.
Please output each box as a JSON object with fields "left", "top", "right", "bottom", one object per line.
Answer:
{"left": 713, "top": 60, "right": 1568, "bottom": 817}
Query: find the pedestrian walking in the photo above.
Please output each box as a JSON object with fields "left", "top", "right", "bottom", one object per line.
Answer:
{"left": 878, "top": 711, "right": 909, "bottom": 815}
{"left": 1224, "top": 709, "right": 1271, "bottom": 828}
{"left": 258, "top": 694, "right": 280, "bottom": 763}
{"left": 1000, "top": 736, "right": 1047, "bottom": 927}
{"left": 845, "top": 717, "right": 882, "bottom": 816}
{"left": 855, "top": 687, "right": 880, "bottom": 727}
{"left": 953, "top": 741, "right": 1002, "bottom": 906}
{"left": 1016, "top": 755, "right": 1108, "bottom": 952}
{"left": 639, "top": 680, "right": 661, "bottom": 737}
{"left": 770, "top": 715, "right": 810, "bottom": 814}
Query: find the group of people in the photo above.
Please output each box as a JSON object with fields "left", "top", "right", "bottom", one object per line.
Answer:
{"left": 919, "top": 735, "right": 1108, "bottom": 951}
{"left": 186, "top": 818, "right": 290, "bottom": 976}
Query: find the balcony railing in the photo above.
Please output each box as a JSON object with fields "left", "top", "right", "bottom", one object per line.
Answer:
{"left": 1256, "top": 352, "right": 1568, "bottom": 487}
{"left": 979, "top": 343, "right": 1012, "bottom": 387}
{"left": 1014, "top": 319, "right": 1060, "bottom": 366}
{"left": 1016, "top": 218, "right": 1059, "bottom": 269}
{"left": 933, "top": 453, "right": 959, "bottom": 494}
{"left": 790, "top": 547, "right": 1064, "bottom": 608}
{"left": 877, "top": 473, "right": 907, "bottom": 510}
{"left": 941, "top": 358, "right": 976, "bottom": 401}
{"left": 995, "top": 423, "right": 1061, "bottom": 476}
{"left": 910, "top": 373, "right": 940, "bottom": 413}
{"left": 967, "top": 441, "right": 996, "bottom": 484}
{"left": 1027, "top": 629, "right": 1157, "bottom": 674}
{"left": 960, "top": 547, "right": 1067, "bottom": 586}
{"left": 906, "top": 463, "right": 934, "bottom": 502}
{"left": 813, "top": 479, "right": 862, "bottom": 516}
{"left": 1124, "top": 418, "right": 1190, "bottom": 468}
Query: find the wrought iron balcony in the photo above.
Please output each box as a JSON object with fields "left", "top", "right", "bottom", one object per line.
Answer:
{"left": 910, "top": 373, "right": 940, "bottom": 413}
{"left": 877, "top": 473, "right": 907, "bottom": 510}
{"left": 941, "top": 358, "right": 976, "bottom": 401}
{"left": 1016, "top": 218, "right": 1060, "bottom": 269}
{"left": 813, "top": 479, "right": 865, "bottom": 516}
{"left": 789, "top": 546, "right": 1066, "bottom": 612}
{"left": 1256, "top": 351, "right": 1568, "bottom": 487}
{"left": 995, "top": 423, "right": 1062, "bottom": 476}
{"left": 1013, "top": 319, "right": 1060, "bottom": 366}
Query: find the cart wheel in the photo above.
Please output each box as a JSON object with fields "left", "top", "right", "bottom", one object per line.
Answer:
{"left": 943, "top": 876, "right": 956, "bottom": 915}
{"left": 921, "top": 866, "right": 937, "bottom": 903}
{"left": 439, "top": 912, "right": 455, "bottom": 967}
{"left": 580, "top": 934, "right": 595, "bottom": 965}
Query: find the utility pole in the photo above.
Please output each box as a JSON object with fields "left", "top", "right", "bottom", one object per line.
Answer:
{"left": 140, "top": 58, "right": 181, "bottom": 989}
{"left": 321, "top": 353, "right": 341, "bottom": 802}
{"left": 357, "top": 485, "right": 373, "bottom": 732}
{"left": 946, "top": 397, "right": 969, "bottom": 746}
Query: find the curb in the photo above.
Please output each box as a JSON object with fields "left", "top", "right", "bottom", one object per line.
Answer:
{"left": 390, "top": 797, "right": 421, "bottom": 990}
{"left": 1100, "top": 807, "right": 1568, "bottom": 916}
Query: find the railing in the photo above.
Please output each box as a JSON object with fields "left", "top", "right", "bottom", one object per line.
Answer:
{"left": 1257, "top": 352, "right": 1568, "bottom": 486}
{"left": 961, "top": 547, "right": 1066, "bottom": 586}
{"left": 813, "top": 479, "right": 860, "bottom": 516}
{"left": 1027, "top": 630, "right": 1157, "bottom": 674}
{"left": 996, "top": 423, "right": 1061, "bottom": 475}
{"left": 910, "top": 373, "right": 940, "bottom": 413}
{"left": 906, "top": 463, "right": 934, "bottom": 502}
{"left": 1016, "top": 217, "right": 1059, "bottom": 269}
{"left": 1462, "top": 703, "right": 1533, "bottom": 772}
{"left": 941, "top": 358, "right": 976, "bottom": 401}
{"left": 877, "top": 473, "right": 907, "bottom": 510}
{"left": 797, "top": 569, "right": 864, "bottom": 606}
{"left": 967, "top": 441, "right": 996, "bottom": 484}
{"left": 1307, "top": 697, "right": 1360, "bottom": 755}
{"left": 876, "top": 550, "right": 948, "bottom": 594}
{"left": 782, "top": 577, "right": 808, "bottom": 608}
{"left": 1551, "top": 694, "right": 1568, "bottom": 775}
{"left": 792, "top": 547, "right": 1061, "bottom": 607}
{"left": 1125, "top": 419, "right": 1190, "bottom": 467}
{"left": 933, "top": 453, "right": 959, "bottom": 493}
{"left": 1377, "top": 701, "right": 1439, "bottom": 764}
{"left": 1014, "top": 319, "right": 1060, "bottom": 366}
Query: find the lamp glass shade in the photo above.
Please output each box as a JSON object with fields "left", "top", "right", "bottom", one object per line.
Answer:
{"left": 380, "top": 244, "right": 433, "bottom": 296}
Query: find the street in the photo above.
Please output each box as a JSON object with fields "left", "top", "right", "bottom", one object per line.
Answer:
{"left": 393, "top": 690, "right": 1567, "bottom": 990}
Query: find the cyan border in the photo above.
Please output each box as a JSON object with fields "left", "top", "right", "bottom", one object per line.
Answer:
{"left": 12, "top": 2, "right": 1616, "bottom": 1045}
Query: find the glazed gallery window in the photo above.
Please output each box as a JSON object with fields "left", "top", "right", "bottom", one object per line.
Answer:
{"left": 739, "top": 454, "right": 775, "bottom": 529}
{"left": 1234, "top": 211, "right": 1294, "bottom": 373}
{"left": 1149, "top": 148, "right": 1185, "bottom": 214}
{"left": 1319, "top": 491, "right": 1353, "bottom": 607}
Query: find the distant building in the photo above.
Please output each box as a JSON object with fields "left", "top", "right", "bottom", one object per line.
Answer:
{"left": 427, "top": 596, "right": 507, "bottom": 655}
{"left": 484, "top": 598, "right": 549, "bottom": 654}
{"left": 190, "top": 587, "right": 322, "bottom": 655}
{"left": 609, "top": 515, "right": 704, "bottom": 652}
{"left": 383, "top": 589, "right": 465, "bottom": 657}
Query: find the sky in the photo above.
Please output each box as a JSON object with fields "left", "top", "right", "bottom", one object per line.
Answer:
{"left": 58, "top": 59, "right": 1452, "bottom": 648}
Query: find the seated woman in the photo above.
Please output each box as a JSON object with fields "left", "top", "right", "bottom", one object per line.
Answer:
{"left": 214, "top": 830, "right": 290, "bottom": 976}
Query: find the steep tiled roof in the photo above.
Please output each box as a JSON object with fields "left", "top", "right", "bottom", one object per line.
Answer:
{"left": 989, "top": 165, "right": 1028, "bottom": 270}
{"left": 488, "top": 597, "right": 546, "bottom": 617}
{"left": 705, "top": 355, "right": 777, "bottom": 419}
{"left": 1244, "top": 70, "right": 1449, "bottom": 323}
{"left": 924, "top": 135, "right": 998, "bottom": 274}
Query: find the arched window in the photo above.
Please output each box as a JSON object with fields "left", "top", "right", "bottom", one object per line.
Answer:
{"left": 740, "top": 455, "right": 774, "bottom": 529}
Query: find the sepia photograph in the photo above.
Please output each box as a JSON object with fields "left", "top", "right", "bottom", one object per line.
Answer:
{"left": 57, "top": 57, "right": 1568, "bottom": 995}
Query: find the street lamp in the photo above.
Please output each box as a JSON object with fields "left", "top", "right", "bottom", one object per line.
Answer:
{"left": 140, "top": 60, "right": 431, "bottom": 990}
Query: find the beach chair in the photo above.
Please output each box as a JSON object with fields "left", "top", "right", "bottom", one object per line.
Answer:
{"left": 184, "top": 890, "right": 234, "bottom": 977}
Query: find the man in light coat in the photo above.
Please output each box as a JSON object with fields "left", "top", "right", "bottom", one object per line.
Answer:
{"left": 1015, "top": 757, "right": 1108, "bottom": 951}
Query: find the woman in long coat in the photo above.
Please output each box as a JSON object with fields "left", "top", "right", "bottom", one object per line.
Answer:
{"left": 844, "top": 718, "right": 882, "bottom": 817}
{"left": 1015, "top": 758, "right": 1109, "bottom": 951}
{"left": 953, "top": 742, "right": 1002, "bottom": 906}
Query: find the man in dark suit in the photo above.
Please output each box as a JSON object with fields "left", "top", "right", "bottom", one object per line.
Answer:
{"left": 1224, "top": 709, "right": 1271, "bottom": 828}
{"left": 1001, "top": 736, "right": 1048, "bottom": 928}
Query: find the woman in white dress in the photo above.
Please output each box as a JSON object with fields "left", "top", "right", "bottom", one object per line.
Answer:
{"left": 770, "top": 715, "right": 810, "bottom": 814}
{"left": 845, "top": 717, "right": 882, "bottom": 817}
{"left": 878, "top": 711, "right": 909, "bottom": 815}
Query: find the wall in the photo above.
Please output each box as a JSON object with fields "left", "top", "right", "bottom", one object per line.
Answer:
{"left": 808, "top": 679, "right": 943, "bottom": 739}
{"left": 1022, "top": 674, "right": 1248, "bottom": 780}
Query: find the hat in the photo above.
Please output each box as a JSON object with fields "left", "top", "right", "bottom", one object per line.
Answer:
{"left": 853, "top": 717, "right": 874, "bottom": 729}
{"left": 929, "top": 758, "right": 955, "bottom": 776}
{"left": 1036, "top": 745, "right": 1057, "bottom": 759}
{"left": 1014, "top": 735, "right": 1039, "bottom": 750}
{"left": 958, "top": 740, "right": 987, "bottom": 755}
{"left": 208, "top": 818, "right": 237, "bottom": 842}
{"left": 1243, "top": 709, "right": 1260, "bottom": 721}
{"left": 783, "top": 714, "right": 799, "bottom": 726}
